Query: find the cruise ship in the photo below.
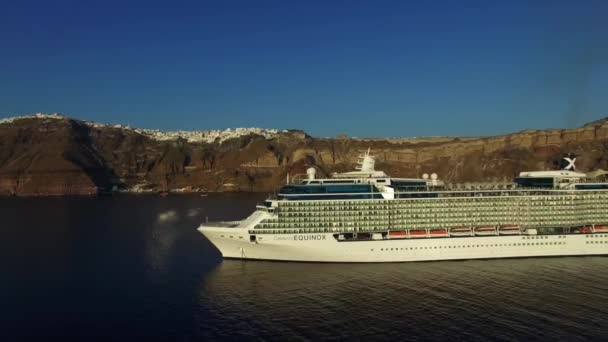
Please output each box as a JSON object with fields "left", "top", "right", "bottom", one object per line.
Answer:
{"left": 198, "top": 150, "right": 608, "bottom": 262}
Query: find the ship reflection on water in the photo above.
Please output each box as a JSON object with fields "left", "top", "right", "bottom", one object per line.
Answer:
{"left": 197, "top": 257, "right": 608, "bottom": 340}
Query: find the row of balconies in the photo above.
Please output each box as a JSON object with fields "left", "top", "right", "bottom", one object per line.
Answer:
{"left": 277, "top": 198, "right": 608, "bottom": 211}
{"left": 256, "top": 216, "right": 603, "bottom": 230}
{"left": 260, "top": 216, "right": 608, "bottom": 228}
{"left": 277, "top": 210, "right": 608, "bottom": 221}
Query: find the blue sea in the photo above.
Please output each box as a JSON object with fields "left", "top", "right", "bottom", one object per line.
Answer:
{"left": 2, "top": 194, "right": 608, "bottom": 341}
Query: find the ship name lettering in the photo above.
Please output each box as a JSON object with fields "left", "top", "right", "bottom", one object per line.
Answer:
{"left": 293, "top": 234, "right": 326, "bottom": 241}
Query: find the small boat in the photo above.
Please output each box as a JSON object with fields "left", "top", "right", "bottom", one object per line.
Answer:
{"left": 408, "top": 229, "right": 427, "bottom": 238}
{"left": 580, "top": 226, "right": 592, "bottom": 234}
{"left": 388, "top": 231, "right": 407, "bottom": 239}
{"left": 429, "top": 228, "right": 449, "bottom": 237}
{"left": 450, "top": 227, "right": 472, "bottom": 237}
{"left": 200, "top": 193, "right": 209, "bottom": 197}
{"left": 499, "top": 225, "right": 521, "bottom": 235}
{"left": 159, "top": 192, "right": 169, "bottom": 197}
{"left": 475, "top": 226, "right": 498, "bottom": 236}
{"left": 593, "top": 225, "right": 608, "bottom": 233}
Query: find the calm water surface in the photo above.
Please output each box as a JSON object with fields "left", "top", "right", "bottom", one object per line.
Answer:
{"left": 2, "top": 194, "right": 608, "bottom": 341}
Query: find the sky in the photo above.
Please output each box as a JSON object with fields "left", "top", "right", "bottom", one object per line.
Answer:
{"left": 1, "top": 0, "right": 607, "bottom": 137}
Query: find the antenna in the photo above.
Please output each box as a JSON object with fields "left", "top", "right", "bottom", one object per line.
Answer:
{"left": 356, "top": 148, "right": 376, "bottom": 172}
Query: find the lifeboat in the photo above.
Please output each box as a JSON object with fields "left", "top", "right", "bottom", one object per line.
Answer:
{"left": 388, "top": 231, "right": 407, "bottom": 239}
{"left": 408, "top": 229, "right": 427, "bottom": 238}
{"left": 593, "top": 225, "right": 608, "bottom": 233}
{"left": 429, "top": 228, "right": 449, "bottom": 237}
{"left": 499, "top": 225, "right": 521, "bottom": 235}
{"left": 579, "top": 226, "right": 592, "bottom": 234}
{"left": 475, "top": 226, "right": 498, "bottom": 236}
{"left": 450, "top": 227, "right": 473, "bottom": 237}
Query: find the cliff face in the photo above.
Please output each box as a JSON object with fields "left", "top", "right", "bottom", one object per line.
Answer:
{"left": 1, "top": 115, "right": 608, "bottom": 196}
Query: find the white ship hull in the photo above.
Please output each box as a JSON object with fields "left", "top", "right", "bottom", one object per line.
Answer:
{"left": 199, "top": 226, "right": 608, "bottom": 263}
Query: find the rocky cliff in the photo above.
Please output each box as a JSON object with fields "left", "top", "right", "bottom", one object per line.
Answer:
{"left": 1, "top": 114, "right": 608, "bottom": 196}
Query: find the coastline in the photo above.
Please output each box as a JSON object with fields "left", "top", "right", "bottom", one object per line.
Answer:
{"left": 2, "top": 114, "right": 608, "bottom": 197}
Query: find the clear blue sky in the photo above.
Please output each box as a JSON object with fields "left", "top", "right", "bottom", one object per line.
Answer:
{"left": 1, "top": 0, "right": 607, "bottom": 137}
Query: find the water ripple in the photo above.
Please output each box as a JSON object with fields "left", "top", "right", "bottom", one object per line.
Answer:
{"left": 197, "top": 257, "right": 608, "bottom": 341}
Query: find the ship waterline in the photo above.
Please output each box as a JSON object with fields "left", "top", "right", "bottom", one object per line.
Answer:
{"left": 199, "top": 228, "right": 608, "bottom": 262}
{"left": 199, "top": 151, "right": 608, "bottom": 262}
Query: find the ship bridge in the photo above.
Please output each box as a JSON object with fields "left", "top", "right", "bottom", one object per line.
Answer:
{"left": 515, "top": 156, "right": 608, "bottom": 189}
{"left": 278, "top": 149, "right": 443, "bottom": 200}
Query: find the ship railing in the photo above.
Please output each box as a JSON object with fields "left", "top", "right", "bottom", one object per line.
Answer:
{"left": 275, "top": 187, "right": 608, "bottom": 199}
{"left": 288, "top": 174, "right": 309, "bottom": 184}
{"left": 199, "top": 220, "right": 241, "bottom": 228}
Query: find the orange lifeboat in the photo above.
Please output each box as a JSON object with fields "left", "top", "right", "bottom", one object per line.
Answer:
{"left": 475, "top": 226, "right": 498, "bottom": 236}
{"left": 408, "top": 229, "right": 427, "bottom": 238}
{"left": 593, "top": 225, "right": 608, "bottom": 233}
{"left": 429, "top": 228, "right": 449, "bottom": 237}
{"left": 580, "top": 226, "right": 592, "bottom": 234}
{"left": 388, "top": 231, "right": 407, "bottom": 239}
{"left": 499, "top": 225, "right": 521, "bottom": 235}
{"left": 450, "top": 227, "right": 473, "bottom": 237}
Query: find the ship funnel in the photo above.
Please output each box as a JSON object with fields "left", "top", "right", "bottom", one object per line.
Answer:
{"left": 561, "top": 154, "right": 577, "bottom": 171}
{"left": 306, "top": 167, "right": 316, "bottom": 180}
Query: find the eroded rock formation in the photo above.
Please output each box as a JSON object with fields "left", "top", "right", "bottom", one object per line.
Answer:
{"left": 1, "top": 115, "right": 607, "bottom": 196}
